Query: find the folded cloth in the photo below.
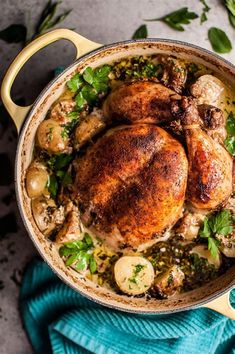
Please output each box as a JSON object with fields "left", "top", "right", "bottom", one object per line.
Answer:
{"left": 19, "top": 259, "right": 235, "bottom": 354}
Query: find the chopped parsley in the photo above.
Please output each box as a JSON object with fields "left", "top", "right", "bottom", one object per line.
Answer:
{"left": 199, "top": 209, "right": 234, "bottom": 258}
{"left": 225, "top": 111, "right": 235, "bottom": 155}
{"left": 128, "top": 264, "right": 146, "bottom": 284}
{"left": 59, "top": 233, "right": 97, "bottom": 273}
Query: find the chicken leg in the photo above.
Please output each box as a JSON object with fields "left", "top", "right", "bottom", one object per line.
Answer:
{"left": 172, "top": 97, "right": 233, "bottom": 210}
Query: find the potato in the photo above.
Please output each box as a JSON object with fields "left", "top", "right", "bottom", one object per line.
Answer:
{"left": 36, "top": 119, "right": 70, "bottom": 154}
{"left": 190, "top": 75, "right": 225, "bottom": 106}
{"left": 32, "top": 196, "right": 65, "bottom": 235}
{"left": 190, "top": 245, "right": 221, "bottom": 268}
{"left": 114, "top": 256, "right": 154, "bottom": 295}
{"left": 26, "top": 161, "right": 49, "bottom": 198}
{"left": 50, "top": 99, "right": 76, "bottom": 124}
{"left": 154, "top": 265, "right": 185, "bottom": 297}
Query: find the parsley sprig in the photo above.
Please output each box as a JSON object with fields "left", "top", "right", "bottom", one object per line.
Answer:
{"left": 145, "top": 7, "right": 198, "bottom": 31}
{"left": 67, "top": 65, "right": 111, "bottom": 111}
{"left": 199, "top": 210, "right": 234, "bottom": 259}
{"left": 225, "top": 111, "right": 235, "bottom": 156}
{"left": 200, "top": 0, "right": 211, "bottom": 24}
{"left": 59, "top": 233, "right": 97, "bottom": 273}
{"left": 225, "top": 0, "right": 235, "bottom": 27}
{"left": 47, "top": 153, "right": 73, "bottom": 197}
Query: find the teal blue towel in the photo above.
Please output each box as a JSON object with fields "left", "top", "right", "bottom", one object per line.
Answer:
{"left": 20, "top": 259, "right": 235, "bottom": 354}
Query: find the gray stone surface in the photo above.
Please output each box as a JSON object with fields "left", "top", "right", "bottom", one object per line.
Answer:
{"left": 0, "top": 1, "right": 234, "bottom": 353}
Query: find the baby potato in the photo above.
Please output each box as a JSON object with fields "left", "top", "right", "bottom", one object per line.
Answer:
{"left": 154, "top": 265, "right": 185, "bottom": 298}
{"left": 190, "top": 245, "right": 221, "bottom": 268}
{"left": 50, "top": 99, "right": 76, "bottom": 124}
{"left": 26, "top": 161, "right": 49, "bottom": 198}
{"left": 36, "top": 119, "right": 70, "bottom": 154}
{"left": 114, "top": 256, "right": 154, "bottom": 295}
{"left": 190, "top": 75, "right": 225, "bottom": 106}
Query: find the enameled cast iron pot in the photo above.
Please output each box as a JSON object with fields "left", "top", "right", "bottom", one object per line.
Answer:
{"left": 1, "top": 29, "right": 235, "bottom": 319}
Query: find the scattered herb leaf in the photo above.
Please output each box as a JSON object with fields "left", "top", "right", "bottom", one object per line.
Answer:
{"left": 47, "top": 174, "right": 58, "bottom": 198}
{"left": 145, "top": 7, "right": 198, "bottom": 31}
{"left": 132, "top": 24, "right": 148, "bottom": 39}
{"left": 67, "top": 73, "right": 83, "bottom": 92}
{"left": 199, "top": 209, "right": 234, "bottom": 258}
{"left": 208, "top": 27, "right": 232, "bottom": 53}
{"left": 0, "top": 24, "right": 27, "bottom": 43}
{"left": 200, "top": 0, "right": 211, "bottom": 24}
{"left": 225, "top": 111, "right": 235, "bottom": 155}
{"left": 59, "top": 233, "right": 97, "bottom": 274}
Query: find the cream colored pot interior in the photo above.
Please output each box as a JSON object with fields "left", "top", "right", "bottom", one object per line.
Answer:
{"left": 10, "top": 33, "right": 235, "bottom": 315}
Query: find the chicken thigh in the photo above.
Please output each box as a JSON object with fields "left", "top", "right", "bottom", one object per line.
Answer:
{"left": 72, "top": 124, "right": 188, "bottom": 249}
{"left": 172, "top": 97, "right": 233, "bottom": 210}
{"left": 103, "top": 81, "right": 180, "bottom": 125}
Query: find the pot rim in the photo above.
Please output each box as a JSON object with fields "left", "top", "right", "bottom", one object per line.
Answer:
{"left": 15, "top": 37, "right": 235, "bottom": 315}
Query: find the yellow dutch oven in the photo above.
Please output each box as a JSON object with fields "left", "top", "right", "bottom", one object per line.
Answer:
{"left": 1, "top": 29, "right": 235, "bottom": 318}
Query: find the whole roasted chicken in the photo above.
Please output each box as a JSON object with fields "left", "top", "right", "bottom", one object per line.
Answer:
{"left": 72, "top": 76, "right": 233, "bottom": 250}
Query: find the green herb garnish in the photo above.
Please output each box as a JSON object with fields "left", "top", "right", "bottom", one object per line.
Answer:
{"left": 46, "top": 153, "right": 73, "bottom": 197}
{"left": 225, "top": 0, "right": 235, "bottom": 26}
{"left": 132, "top": 24, "right": 148, "bottom": 39}
{"left": 200, "top": 0, "right": 210, "bottom": 24}
{"left": 208, "top": 27, "right": 232, "bottom": 53}
{"left": 67, "top": 65, "right": 111, "bottom": 111}
{"left": 145, "top": 7, "right": 198, "bottom": 31}
{"left": 225, "top": 111, "right": 235, "bottom": 155}
{"left": 59, "top": 233, "right": 97, "bottom": 274}
{"left": 47, "top": 174, "right": 58, "bottom": 198}
{"left": 0, "top": 1, "right": 71, "bottom": 45}
{"left": 128, "top": 264, "right": 146, "bottom": 284}
{"left": 199, "top": 209, "right": 234, "bottom": 258}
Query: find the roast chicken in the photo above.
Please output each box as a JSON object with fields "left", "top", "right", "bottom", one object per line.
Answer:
{"left": 73, "top": 124, "right": 188, "bottom": 249}
{"left": 70, "top": 78, "right": 233, "bottom": 250}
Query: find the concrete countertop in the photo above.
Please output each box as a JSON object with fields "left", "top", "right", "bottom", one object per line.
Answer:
{"left": 0, "top": 1, "right": 234, "bottom": 353}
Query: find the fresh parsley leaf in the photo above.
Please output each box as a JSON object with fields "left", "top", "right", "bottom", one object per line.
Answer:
{"left": 95, "top": 65, "right": 111, "bottom": 79}
{"left": 61, "top": 172, "right": 72, "bottom": 187}
{"left": 47, "top": 174, "right": 58, "bottom": 198}
{"left": 225, "top": 0, "right": 235, "bottom": 16}
{"left": 209, "top": 210, "right": 233, "bottom": 235}
{"left": 36, "top": 0, "right": 71, "bottom": 35}
{"left": 225, "top": 111, "right": 235, "bottom": 155}
{"left": 81, "top": 85, "right": 98, "bottom": 105}
{"left": 208, "top": 27, "right": 232, "bottom": 54}
{"left": 67, "top": 73, "right": 83, "bottom": 92}
{"left": 67, "top": 111, "right": 80, "bottom": 120}
{"left": 75, "top": 91, "right": 87, "bottom": 109}
{"left": 132, "top": 24, "right": 148, "bottom": 39}
{"left": 199, "top": 217, "right": 211, "bottom": 238}
{"left": 145, "top": 7, "right": 198, "bottom": 32}
{"left": 54, "top": 154, "right": 73, "bottom": 170}
{"left": 226, "top": 111, "right": 235, "bottom": 135}
{"left": 200, "top": 0, "right": 210, "bottom": 24}
{"left": 89, "top": 256, "right": 97, "bottom": 273}
{"left": 229, "top": 12, "right": 235, "bottom": 27}
{"left": 208, "top": 237, "right": 220, "bottom": 259}
{"left": 84, "top": 233, "right": 93, "bottom": 246}
{"left": 0, "top": 24, "right": 27, "bottom": 43}
{"left": 225, "top": 136, "right": 235, "bottom": 155}
{"left": 199, "top": 210, "right": 234, "bottom": 258}
{"left": 83, "top": 67, "right": 95, "bottom": 85}
{"left": 59, "top": 233, "right": 97, "bottom": 274}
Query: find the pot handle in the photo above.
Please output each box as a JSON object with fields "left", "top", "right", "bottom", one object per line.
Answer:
{"left": 202, "top": 290, "right": 235, "bottom": 320}
{"left": 1, "top": 29, "right": 101, "bottom": 132}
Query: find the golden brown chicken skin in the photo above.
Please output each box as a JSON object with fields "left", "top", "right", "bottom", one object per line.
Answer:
{"left": 103, "top": 81, "right": 180, "bottom": 125}
{"left": 172, "top": 97, "right": 233, "bottom": 210}
{"left": 72, "top": 124, "right": 188, "bottom": 249}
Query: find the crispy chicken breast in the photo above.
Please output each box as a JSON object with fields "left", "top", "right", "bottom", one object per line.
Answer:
{"left": 72, "top": 124, "right": 188, "bottom": 249}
